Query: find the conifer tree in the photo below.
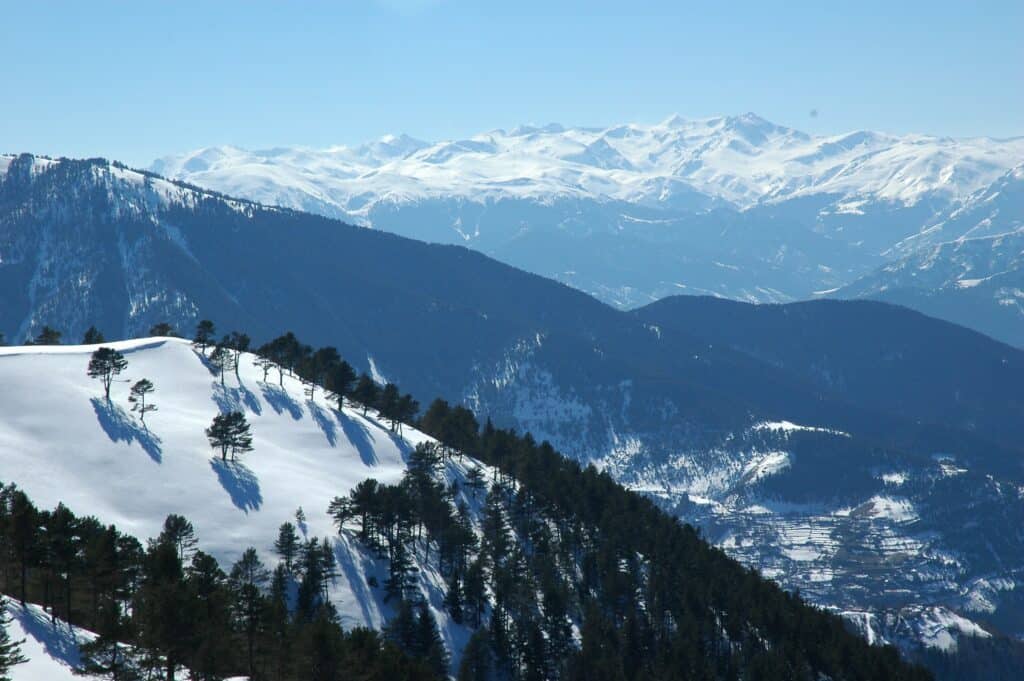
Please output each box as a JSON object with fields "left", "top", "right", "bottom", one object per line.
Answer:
{"left": 457, "top": 629, "right": 493, "bottom": 681}
{"left": 192, "top": 320, "right": 215, "bottom": 355}
{"left": 378, "top": 383, "right": 401, "bottom": 430}
{"left": 74, "top": 598, "right": 140, "bottom": 680}
{"left": 414, "top": 602, "right": 449, "bottom": 677}
{"left": 274, "top": 522, "right": 300, "bottom": 573}
{"left": 444, "top": 572, "right": 464, "bottom": 625}
{"left": 0, "top": 597, "right": 27, "bottom": 681}
{"left": 325, "top": 360, "right": 357, "bottom": 411}
{"left": 351, "top": 375, "right": 379, "bottom": 416}
{"left": 205, "top": 411, "right": 253, "bottom": 461}
{"left": 82, "top": 326, "right": 106, "bottom": 345}
{"left": 148, "top": 322, "right": 176, "bottom": 337}
{"left": 88, "top": 347, "right": 128, "bottom": 400}
{"left": 229, "top": 548, "right": 269, "bottom": 680}
{"left": 128, "top": 379, "right": 156, "bottom": 424}
{"left": 157, "top": 515, "right": 198, "bottom": 564}
{"left": 32, "top": 325, "right": 62, "bottom": 345}
{"left": 208, "top": 342, "right": 232, "bottom": 386}
{"left": 186, "top": 551, "right": 235, "bottom": 681}
{"left": 227, "top": 331, "right": 250, "bottom": 380}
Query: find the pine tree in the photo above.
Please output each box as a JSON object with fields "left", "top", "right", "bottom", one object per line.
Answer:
{"left": 32, "top": 325, "right": 62, "bottom": 345}
{"left": 185, "top": 551, "right": 235, "bottom": 681}
{"left": 157, "top": 515, "right": 198, "bottom": 564}
{"left": 88, "top": 347, "right": 128, "bottom": 400}
{"left": 443, "top": 572, "right": 464, "bottom": 625}
{"left": 352, "top": 374, "right": 380, "bottom": 416}
{"left": 274, "top": 522, "right": 300, "bottom": 573}
{"left": 465, "top": 467, "right": 486, "bottom": 500}
{"left": 228, "top": 332, "right": 250, "bottom": 380}
{"left": 0, "top": 597, "right": 27, "bottom": 681}
{"left": 192, "top": 320, "right": 216, "bottom": 355}
{"left": 82, "top": 326, "right": 106, "bottom": 345}
{"left": 133, "top": 540, "right": 191, "bottom": 681}
{"left": 74, "top": 598, "right": 140, "bottom": 680}
{"left": 414, "top": 602, "right": 450, "bottom": 677}
{"left": 319, "top": 538, "right": 338, "bottom": 601}
{"left": 457, "top": 629, "right": 493, "bottom": 681}
{"left": 208, "top": 343, "right": 231, "bottom": 386}
{"left": 325, "top": 360, "right": 357, "bottom": 411}
{"left": 378, "top": 384, "right": 401, "bottom": 430}
{"left": 148, "top": 322, "right": 176, "bottom": 337}
{"left": 128, "top": 379, "right": 156, "bottom": 424}
{"left": 229, "top": 548, "right": 269, "bottom": 680}
{"left": 205, "top": 411, "right": 254, "bottom": 461}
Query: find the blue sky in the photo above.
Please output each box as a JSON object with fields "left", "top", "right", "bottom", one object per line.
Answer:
{"left": 2, "top": 0, "right": 1021, "bottom": 166}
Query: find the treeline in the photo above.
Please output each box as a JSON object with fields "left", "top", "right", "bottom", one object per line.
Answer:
{"left": 0, "top": 484, "right": 441, "bottom": 681}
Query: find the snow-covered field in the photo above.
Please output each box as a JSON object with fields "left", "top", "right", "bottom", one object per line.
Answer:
{"left": 0, "top": 338, "right": 481, "bottom": 676}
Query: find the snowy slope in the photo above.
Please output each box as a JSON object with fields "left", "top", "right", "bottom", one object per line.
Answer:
{"left": 0, "top": 337, "right": 484, "bottom": 672}
{"left": 5, "top": 601, "right": 88, "bottom": 681}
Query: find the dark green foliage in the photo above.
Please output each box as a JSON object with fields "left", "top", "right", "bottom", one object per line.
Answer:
{"left": 274, "top": 522, "right": 300, "bottom": 573}
{"left": 205, "top": 411, "right": 253, "bottom": 461}
{"left": 351, "top": 374, "right": 380, "bottom": 416}
{"left": 31, "top": 325, "right": 62, "bottom": 345}
{"left": 83, "top": 326, "right": 106, "bottom": 345}
{"left": 0, "top": 483, "right": 442, "bottom": 681}
{"left": 128, "top": 379, "right": 156, "bottom": 423}
{"left": 192, "top": 320, "right": 215, "bottom": 354}
{"left": 147, "top": 322, "right": 177, "bottom": 338}
{"left": 87, "top": 347, "right": 128, "bottom": 400}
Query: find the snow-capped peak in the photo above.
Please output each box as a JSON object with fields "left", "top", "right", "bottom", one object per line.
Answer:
{"left": 151, "top": 114, "right": 1024, "bottom": 219}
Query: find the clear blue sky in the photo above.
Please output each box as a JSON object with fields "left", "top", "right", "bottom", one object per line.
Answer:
{"left": 2, "top": 0, "right": 1021, "bottom": 166}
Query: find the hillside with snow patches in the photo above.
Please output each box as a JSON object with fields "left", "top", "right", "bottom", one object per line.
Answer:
{"left": 0, "top": 338, "right": 486, "bottom": 678}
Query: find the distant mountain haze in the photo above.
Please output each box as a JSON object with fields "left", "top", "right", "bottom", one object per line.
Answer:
{"left": 152, "top": 115, "right": 1024, "bottom": 345}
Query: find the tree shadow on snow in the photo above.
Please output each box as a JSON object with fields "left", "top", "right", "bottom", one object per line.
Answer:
{"left": 260, "top": 383, "right": 304, "bottom": 420}
{"left": 91, "top": 397, "right": 162, "bottom": 463}
{"left": 212, "top": 381, "right": 263, "bottom": 416}
{"left": 308, "top": 401, "right": 337, "bottom": 447}
{"left": 9, "top": 602, "right": 83, "bottom": 669}
{"left": 337, "top": 411, "right": 379, "bottom": 466}
{"left": 210, "top": 457, "right": 263, "bottom": 513}
{"left": 334, "top": 535, "right": 384, "bottom": 629}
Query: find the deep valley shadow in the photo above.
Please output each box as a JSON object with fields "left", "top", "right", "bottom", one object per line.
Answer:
{"left": 91, "top": 397, "right": 162, "bottom": 463}
{"left": 210, "top": 457, "right": 263, "bottom": 513}
{"left": 260, "top": 383, "right": 304, "bottom": 420}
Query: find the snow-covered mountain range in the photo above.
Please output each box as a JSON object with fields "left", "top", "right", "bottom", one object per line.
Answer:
{"left": 151, "top": 114, "right": 1022, "bottom": 215}
{"left": 837, "top": 164, "right": 1024, "bottom": 346}
{"left": 150, "top": 115, "right": 1024, "bottom": 344}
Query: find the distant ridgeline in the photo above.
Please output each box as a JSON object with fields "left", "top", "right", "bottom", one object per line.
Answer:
{"left": 0, "top": 323, "right": 932, "bottom": 681}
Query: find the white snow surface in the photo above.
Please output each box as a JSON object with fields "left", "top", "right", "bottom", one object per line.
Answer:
{"left": 151, "top": 114, "right": 1024, "bottom": 217}
{"left": 0, "top": 337, "right": 483, "bottom": 673}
